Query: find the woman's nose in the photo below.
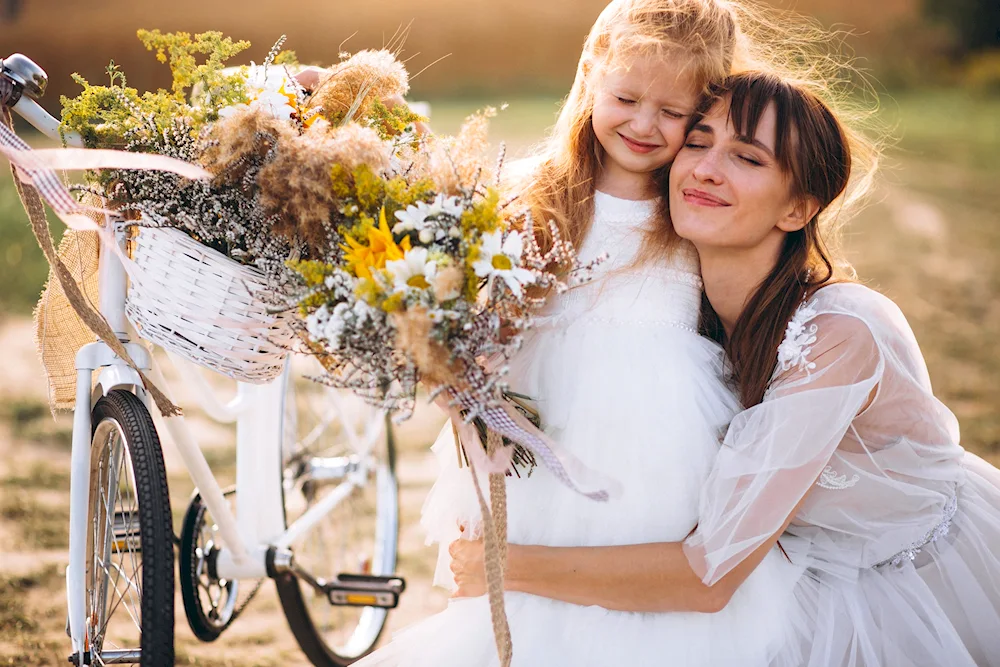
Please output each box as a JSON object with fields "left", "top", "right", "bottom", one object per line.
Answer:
{"left": 691, "top": 148, "right": 724, "bottom": 184}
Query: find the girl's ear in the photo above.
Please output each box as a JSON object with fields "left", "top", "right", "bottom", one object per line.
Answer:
{"left": 777, "top": 195, "right": 820, "bottom": 233}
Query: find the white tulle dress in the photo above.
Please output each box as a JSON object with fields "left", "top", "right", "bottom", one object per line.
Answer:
{"left": 683, "top": 282, "right": 1000, "bottom": 666}
{"left": 355, "top": 192, "right": 802, "bottom": 667}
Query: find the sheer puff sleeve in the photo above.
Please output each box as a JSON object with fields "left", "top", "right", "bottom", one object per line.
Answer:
{"left": 683, "top": 303, "right": 884, "bottom": 586}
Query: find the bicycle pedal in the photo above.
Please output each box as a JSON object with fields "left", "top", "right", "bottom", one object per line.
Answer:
{"left": 111, "top": 511, "right": 141, "bottom": 553}
{"left": 324, "top": 573, "right": 406, "bottom": 609}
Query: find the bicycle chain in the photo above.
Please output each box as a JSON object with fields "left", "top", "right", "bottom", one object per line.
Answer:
{"left": 228, "top": 577, "right": 265, "bottom": 625}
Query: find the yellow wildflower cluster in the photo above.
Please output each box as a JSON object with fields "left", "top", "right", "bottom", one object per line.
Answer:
{"left": 341, "top": 209, "right": 412, "bottom": 280}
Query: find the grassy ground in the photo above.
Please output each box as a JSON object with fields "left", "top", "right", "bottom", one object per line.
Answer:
{"left": 0, "top": 87, "right": 996, "bottom": 664}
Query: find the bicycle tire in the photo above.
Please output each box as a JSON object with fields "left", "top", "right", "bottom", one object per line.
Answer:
{"left": 178, "top": 487, "right": 240, "bottom": 642}
{"left": 86, "top": 390, "right": 174, "bottom": 666}
{"left": 274, "top": 369, "right": 400, "bottom": 666}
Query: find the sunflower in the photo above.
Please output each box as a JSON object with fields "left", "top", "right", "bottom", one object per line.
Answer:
{"left": 342, "top": 207, "right": 412, "bottom": 279}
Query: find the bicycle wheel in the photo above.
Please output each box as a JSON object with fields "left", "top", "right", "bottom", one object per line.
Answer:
{"left": 274, "top": 358, "right": 400, "bottom": 666}
{"left": 85, "top": 390, "right": 174, "bottom": 666}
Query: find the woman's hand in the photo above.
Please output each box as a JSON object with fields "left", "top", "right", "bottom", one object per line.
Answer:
{"left": 448, "top": 528, "right": 487, "bottom": 598}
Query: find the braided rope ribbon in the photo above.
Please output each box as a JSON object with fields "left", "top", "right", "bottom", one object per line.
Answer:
{"left": 445, "top": 391, "right": 622, "bottom": 666}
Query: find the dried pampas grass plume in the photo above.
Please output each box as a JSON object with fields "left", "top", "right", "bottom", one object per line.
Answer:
{"left": 200, "top": 107, "right": 295, "bottom": 183}
{"left": 405, "top": 108, "right": 495, "bottom": 194}
{"left": 432, "top": 267, "right": 464, "bottom": 302}
{"left": 258, "top": 119, "right": 393, "bottom": 249}
{"left": 391, "top": 307, "right": 462, "bottom": 387}
{"left": 310, "top": 49, "right": 410, "bottom": 124}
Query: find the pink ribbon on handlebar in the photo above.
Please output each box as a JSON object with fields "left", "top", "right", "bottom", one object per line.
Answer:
{"left": 0, "top": 125, "right": 211, "bottom": 236}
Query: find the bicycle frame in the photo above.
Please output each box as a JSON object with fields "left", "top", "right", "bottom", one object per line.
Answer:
{"left": 6, "top": 94, "right": 389, "bottom": 659}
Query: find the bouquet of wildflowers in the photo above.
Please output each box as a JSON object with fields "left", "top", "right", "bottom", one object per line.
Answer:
{"left": 289, "top": 109, "right": 607, "bottom": 489}
{"left": 59, "top": 30, "right": 423, "bottom": 284}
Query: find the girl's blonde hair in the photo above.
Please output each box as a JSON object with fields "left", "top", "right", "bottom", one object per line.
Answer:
{"left": 520, "top": 0, "right": 884, "bottom": 265}
{"left": 520, "top": 0, "right": 739, "bottom": 253}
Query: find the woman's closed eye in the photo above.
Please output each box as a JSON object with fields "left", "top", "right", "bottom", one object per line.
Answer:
{"left": 684, "top": 140, "right": 708, "bottom": 149}
{"left": 738, "top": 154, "right": 764, "bottom": 167}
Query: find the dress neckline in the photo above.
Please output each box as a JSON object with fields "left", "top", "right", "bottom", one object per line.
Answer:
{"left": 593, "top": 190, "right": 659, "bottom": 226}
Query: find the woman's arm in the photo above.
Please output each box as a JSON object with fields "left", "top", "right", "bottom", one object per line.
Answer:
{"left": 450, "top": 311, "right": 881, "bottom": 612}
{"left": 450, "top": 491, "right": 808, "bottom": 613}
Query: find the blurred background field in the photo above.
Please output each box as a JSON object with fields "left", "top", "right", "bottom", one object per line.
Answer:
{"left": 0, "top": 0, "right": 998, "bottom": 664}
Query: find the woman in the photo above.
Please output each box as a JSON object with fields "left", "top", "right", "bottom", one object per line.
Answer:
{"left": 449, "top": 71, "right": 1000, "bottom": 666}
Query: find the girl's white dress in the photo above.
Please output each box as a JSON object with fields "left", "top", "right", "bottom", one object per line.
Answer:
{"left": 684, "top": 282, "right": 1000, "bottom": 666}
{"left": 355, "top": 192, "right": 801, "bottom": 667}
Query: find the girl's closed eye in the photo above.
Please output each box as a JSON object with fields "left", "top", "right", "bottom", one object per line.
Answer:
{"left": 662, "top": 109, "right": 685, "bottom": 119}
{"left": 616, "top": 96, "right": 636, "bottom": 105}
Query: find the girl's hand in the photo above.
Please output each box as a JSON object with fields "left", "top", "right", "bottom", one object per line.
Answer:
{"left": 448, "top": 528, "right": 487, "bottom": 598}
{"left": 292, "top": 66, "right": 329, "bottom": 95}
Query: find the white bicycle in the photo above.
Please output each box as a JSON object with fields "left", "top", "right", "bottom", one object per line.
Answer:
{"left": 1, "top": 54, "right": 404, "bottom": 666}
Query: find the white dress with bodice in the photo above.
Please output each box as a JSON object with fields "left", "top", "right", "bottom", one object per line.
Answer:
{"left": 684, "top": 282, "right": 1000, "bottom": 666}
{"left": 354, "top": 192, "right": 801, "bottom": 667}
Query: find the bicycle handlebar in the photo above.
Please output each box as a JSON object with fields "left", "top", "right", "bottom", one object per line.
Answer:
{"left": 1, "top": 52, "right": 83, "bottom": 147}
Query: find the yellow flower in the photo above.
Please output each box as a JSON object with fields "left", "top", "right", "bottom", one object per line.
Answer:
{"left": 342, "top": 207, "right": 411, "bottom": 279}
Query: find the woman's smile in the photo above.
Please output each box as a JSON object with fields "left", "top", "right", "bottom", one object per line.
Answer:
{"left": 682, "top": 188, "right": 731, "bottom": 207}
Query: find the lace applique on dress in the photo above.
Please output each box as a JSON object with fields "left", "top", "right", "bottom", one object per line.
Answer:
{"left": 816, "top": 465, "right": 860, "bottom": 490}
{"left": 777, "top": 301, "right": 819, "bottom": 374}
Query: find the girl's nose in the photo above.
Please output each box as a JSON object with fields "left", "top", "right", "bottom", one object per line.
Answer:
{"left": 628, "top": 106, "right": 658, "bottom": 138}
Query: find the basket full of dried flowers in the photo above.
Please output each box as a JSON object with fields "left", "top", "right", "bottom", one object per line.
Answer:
{"left": 57, "top": 30, "right": 422, "bottom": 382}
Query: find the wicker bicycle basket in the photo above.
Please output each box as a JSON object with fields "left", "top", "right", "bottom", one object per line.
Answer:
{"left": 125, "top": 225, "right": 295, "bottom": 383}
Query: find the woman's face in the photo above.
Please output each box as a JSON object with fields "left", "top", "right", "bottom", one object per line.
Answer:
{"left": 669, "top": 98, "right": 807, "bottom": 252}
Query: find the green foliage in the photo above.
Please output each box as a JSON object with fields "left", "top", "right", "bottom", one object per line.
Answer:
{"left": 922, "top": 0, "right": 1000, "bottom": 57}
{"left": 137, "top": 29, "right": 250, "bottom": 100}
{"left": 330, "top": 163, "right": 436, "bottom": 226}
{"left": 369, "top": 98, "right": 427, "bottom": 141}
{"left": 59, "top": 29, "right": 251, "bottom": 148}
{"left": 273, "top": 50, "right": 300, "bottom": 66}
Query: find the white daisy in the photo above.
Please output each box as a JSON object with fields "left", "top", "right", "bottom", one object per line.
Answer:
{"left": 392, "top": 194, "right": 465, "bottom": 235}
{"left": 472, "top": 230, "right": 535, "bottom": 297}
{"left": 218, "top": 63, "right": 297, "bottom": 121}
{"left": 385, "top": 247, "right": 437, "bottom": 293}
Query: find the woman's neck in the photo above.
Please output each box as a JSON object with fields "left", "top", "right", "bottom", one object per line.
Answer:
{"left": 698, "top": 243, "right": 782, "bottom": 338}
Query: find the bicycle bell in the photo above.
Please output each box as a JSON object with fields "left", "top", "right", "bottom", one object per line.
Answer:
{"left": 1, "top": 53, "right": 47, "bottom": 100}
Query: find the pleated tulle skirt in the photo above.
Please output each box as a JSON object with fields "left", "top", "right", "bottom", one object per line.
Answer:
{"left": 772, "top": 452, "right": 1000, "bottom": 667}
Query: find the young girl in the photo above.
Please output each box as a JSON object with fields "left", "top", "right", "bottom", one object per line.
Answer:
{"left": 356, "top": 2, "right": 803, "bottom": 666}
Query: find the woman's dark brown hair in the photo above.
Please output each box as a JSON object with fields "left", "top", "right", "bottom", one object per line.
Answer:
{"left": 694, "top": 71, "right": 853, "bottom": 408}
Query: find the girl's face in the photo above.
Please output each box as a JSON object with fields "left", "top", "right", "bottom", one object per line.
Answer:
{"left": 669, "top": 98, "right": 808, "bottom": 251}
{"left": 591, "top": 54, "right": 699, "bottom": 196}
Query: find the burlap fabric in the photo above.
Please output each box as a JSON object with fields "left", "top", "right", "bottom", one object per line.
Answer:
{"left": 32, "top": 223, "right": 101, "bottom": 413}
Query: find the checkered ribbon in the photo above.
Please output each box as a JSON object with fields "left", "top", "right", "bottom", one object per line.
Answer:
{"left": 0, "top": 122, "right": 209, "bottom": 232}
{"left": 451, "top": 391, "right": 619, "bottom": 502}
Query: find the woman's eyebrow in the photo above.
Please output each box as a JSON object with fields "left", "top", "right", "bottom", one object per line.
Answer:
{"left": 691, "top": 123, "right": 714, "bottom": 134}
{"left": 735, "top": 134, "right": 776, "bottom": 159}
